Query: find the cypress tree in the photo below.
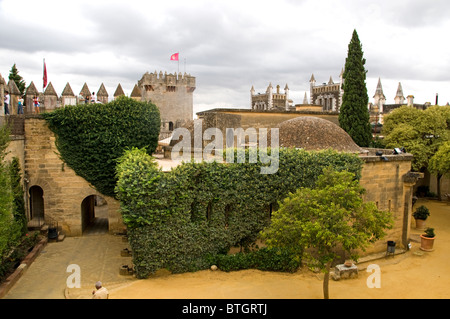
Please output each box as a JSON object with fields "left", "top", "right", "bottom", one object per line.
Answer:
{"left": 8, "top": 64, "right": 26, "bottom": 96}
{"left": 339, "top": 30, "right": 372, "bottom": 147}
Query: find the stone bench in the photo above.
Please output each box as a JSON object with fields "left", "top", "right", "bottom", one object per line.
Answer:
{"left": 332, "top": 263, "right": 358, "bottom": 281}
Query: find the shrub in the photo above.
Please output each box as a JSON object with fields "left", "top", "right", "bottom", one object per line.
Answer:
{"left": 413, "top": 205, "right": 430, "bottom": 220}
{"left": 214, "top": 247, "right": 301, "bottom": 273}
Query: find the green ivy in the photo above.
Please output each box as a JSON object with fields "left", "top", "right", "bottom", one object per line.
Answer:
{"left": 42, "top": 96, "right": 160, "bottom": 197}
{"left": 116, "top": 147, "right": 363, "bottom": 278}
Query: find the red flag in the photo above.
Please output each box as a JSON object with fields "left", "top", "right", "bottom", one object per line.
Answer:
{"left": 43, "top": 59, "right": 48, "bottom": 89}
{"left": 170, "top": 53, "right": 179, "bottom": 61}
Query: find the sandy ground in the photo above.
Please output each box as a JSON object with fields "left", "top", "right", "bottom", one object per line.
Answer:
{"left": 111, "top": 198, "right": 450, "bottom": 299}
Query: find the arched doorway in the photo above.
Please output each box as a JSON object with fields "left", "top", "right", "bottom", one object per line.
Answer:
{"left": 81, "top": 195, "right": 109, "bottom": 235}
{"left": 29, "top": 186, "right": 44, "bottom": 227}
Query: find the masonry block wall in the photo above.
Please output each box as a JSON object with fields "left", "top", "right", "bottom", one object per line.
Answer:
{"left": 359, "top": 154, "right": 416, "bottom": 253}
{"left": 22, "top": 116, "right": 123, "bottom": 236}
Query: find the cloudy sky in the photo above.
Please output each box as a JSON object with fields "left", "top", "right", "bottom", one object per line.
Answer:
{"left": 1, "top": 0, "right": 449, "bottom": 115}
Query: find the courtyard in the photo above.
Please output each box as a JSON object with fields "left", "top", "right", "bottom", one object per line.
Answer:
{"left": 2, "top": 198, "right": 449, "bottom": 299}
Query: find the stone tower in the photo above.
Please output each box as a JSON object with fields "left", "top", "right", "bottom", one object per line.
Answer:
{"left": 137, "top": 71, "right": 195, "bottom": 138}
{"left": 394, "top": 82, "right": 405, "bottom": 105}
{"left": 309, "top": 72, "right": 343, "bottom": 112}
{"left": 251, "top": 83, "right": 292, "bottom": 110}
{"left": 373, "top": 78, "right": 386, "bottom": 113}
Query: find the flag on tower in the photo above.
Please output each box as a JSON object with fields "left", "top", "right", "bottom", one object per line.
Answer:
{"left": 170, "top": 53, "right": 179, "bottom": 61}
{"left": 43, "top": 59, "right": 48, "bottom": 89}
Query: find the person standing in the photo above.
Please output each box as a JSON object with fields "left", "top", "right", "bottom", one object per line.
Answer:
{"left": 17, "top": 95, "right": 24, "bottom": 114}
{"left": 90, "top": 92, "right": 96, "bottom": 103}
{"left": 92, "top": 281, "right": 109, "bottom": 299}
{"left": 4, "top": 91, "right": 10, "bottom": 115}
{"left": 33, "top": 95, "right": 40, "bottom": 114}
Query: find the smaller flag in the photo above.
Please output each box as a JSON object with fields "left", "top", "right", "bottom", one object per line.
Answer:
{"left": 170, "top": 53, "right": 179, "bottom": 61}
{"left": 43, "top": 59, "right": 48, "bottom": 89}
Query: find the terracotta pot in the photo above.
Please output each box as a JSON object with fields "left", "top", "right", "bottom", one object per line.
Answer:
{"left": 415, "top": 218, "right": 426, "bottom": 230}
{"left": 420, "top": 235, "right": 435, "bottom": 251}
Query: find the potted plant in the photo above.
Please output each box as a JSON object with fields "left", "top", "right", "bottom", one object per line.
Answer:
{"left": 420, "top": 227, "right": 435, "bottom": 251}
{"left": 413, "top": 205, "right": 430, "bottom": 229}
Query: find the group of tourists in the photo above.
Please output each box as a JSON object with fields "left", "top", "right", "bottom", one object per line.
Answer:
{"left": 3, "top": 91, "right": 40, "bottom": 115}
{"left": 80, "top": 92, "right": 101, "bottom": 104}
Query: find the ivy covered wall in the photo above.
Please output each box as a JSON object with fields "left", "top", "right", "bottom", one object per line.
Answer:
{"left": 116, "top": 147, "right": 363, "bottom": 278}
{"left": 42, "top": 96, "right": 160, "bottom": 197}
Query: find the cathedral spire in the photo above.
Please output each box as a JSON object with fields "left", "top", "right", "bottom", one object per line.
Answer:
{"left": 394, "top": 82, "right": 405, "bottom": 104}
{"left": 373, "top": 77, "right": 385, "bottom": 98}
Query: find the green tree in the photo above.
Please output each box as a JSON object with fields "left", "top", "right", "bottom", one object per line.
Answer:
{"left": 428, "top": 141, "right": 450, "bottom": 201}
{"left": 9, "top": 157, "right": 26, "bottom": 233}
{"left": 339, "top": 30, "right": 372, "bottom": 147}
{"left": 8, "top": 64, "right": 26, "bottom": 96}
{"left": 0, "top": 125, "right": 22, "bottom": 261}
{"left": 260, "top": 168, "right": 393, "bottom": 299}
{"left": 382, "top": 105, "right": 450, "bottom": 172}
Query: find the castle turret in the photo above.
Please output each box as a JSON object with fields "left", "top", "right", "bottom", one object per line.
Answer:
{"left": 97, "top": 83, "right": 108, "bottom": 104}
{"left": 80, "top": 83, "right": 90, "bottom": 102}
{"left": 7, "top": 79, "right": 21, "bottom": 115}
{"left": 114, "top": 84, "right": 125, "bottom": 99}
{"left": 138, "top": 71, "right": 195, "bottom": 138}
{"left": 266, "top": 83, "right": 273, "bottom": 110}
{"left": 303, "top": 92, "right": 309, "bottom": 104}
{"left": 310, "top": 74, "right": 316, "bottom": 105}
{"left": 61, "top": 82, "right": 76, "bottom": 107}
{"left": 25, "top": 81, "right": 39, "bottom": 113}
{"left": 284, "top": 84, "right": 290, "bottom": 111}
{"left": 373, "top": 78, "right": 386, "bottom": 113}
{"left": 394, "top": 82, "right": 405, "bottom": 105}
{"left": 43, "top": 82, "right": 58, "bottom": 110}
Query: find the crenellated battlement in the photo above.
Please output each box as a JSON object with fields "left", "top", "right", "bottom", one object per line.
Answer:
{"left": 138, "top": 71, "right": 196, "bottom": 92}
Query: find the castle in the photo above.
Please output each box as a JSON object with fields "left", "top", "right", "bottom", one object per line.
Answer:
{"left": 0, "top": 68, "right": 439, "bottom": 258}
{"left": 1, "top": 71, "right": 196, "bottom": 140}
{"left": 251, "top": 72, "right": 430, "bottom": 124}
{"left": 138, "top": 71, "right": 196, "bottom": 139}
{"left": 0, "top": 70, "right": 195, "bottom": 236}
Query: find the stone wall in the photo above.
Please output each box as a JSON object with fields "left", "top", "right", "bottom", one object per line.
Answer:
{"left": 359, "top": 152, "right": 419, "bottom": 254}
{"left": 19, "top": 116, "right": 123, "bottom": 236}
{"left": 197, "top": 109, "right": 340, "bottom": 131}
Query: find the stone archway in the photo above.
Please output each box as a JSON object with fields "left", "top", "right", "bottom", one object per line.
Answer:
{"left": 81, "top": 195, "right": 109, "bottom": 235}
{"left": 29, "top": 185, "right": 44, "bottom": 227}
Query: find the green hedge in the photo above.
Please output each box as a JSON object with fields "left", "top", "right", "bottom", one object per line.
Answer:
{"left": 43, "top": 96, "right": 160, "bottom": 197}
{"left": 212, "top": 247, "right": 302, "bottom": 273}
{"left": 116, "top": 147, "right": 363, "bottom": 278}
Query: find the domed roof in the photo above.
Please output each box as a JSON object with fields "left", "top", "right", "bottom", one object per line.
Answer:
{"left": 273, "top": 116, "right": 363, "bottom": 153}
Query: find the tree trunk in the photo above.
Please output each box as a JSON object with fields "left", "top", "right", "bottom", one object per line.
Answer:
{"left": 437, "top": 173, "right": 442, "bottom": 201}
{"left": 323, "top": 261, "right": 332, "bottom": 299}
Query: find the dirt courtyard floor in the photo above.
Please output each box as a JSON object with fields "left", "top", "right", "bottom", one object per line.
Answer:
{"left": 111, "top": 198, "right": 450, "bottom": 299}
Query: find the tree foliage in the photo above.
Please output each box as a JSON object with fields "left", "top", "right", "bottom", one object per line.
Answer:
{"left": 43, "top": 96, "right": 161, "bottom": 197}
{"left": 8, "top": 64, "right": 26, "bottom": 96}
{"left": 339, "top": 29, "right": 372, "bottom": 147}
{"left": 260, "top": 168, "right": 393, "bottom": 299}
{"left": 115, "top": 147, "right": 363, "bottom": 278}
{"left": 428, "top": 141, "right": 450, "bottom": 200}
{"left": 0, "top": 125, "right": 23, "bottom": 263}
{"left": 382, "top": 105, "right": 450, "bottom": 172}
